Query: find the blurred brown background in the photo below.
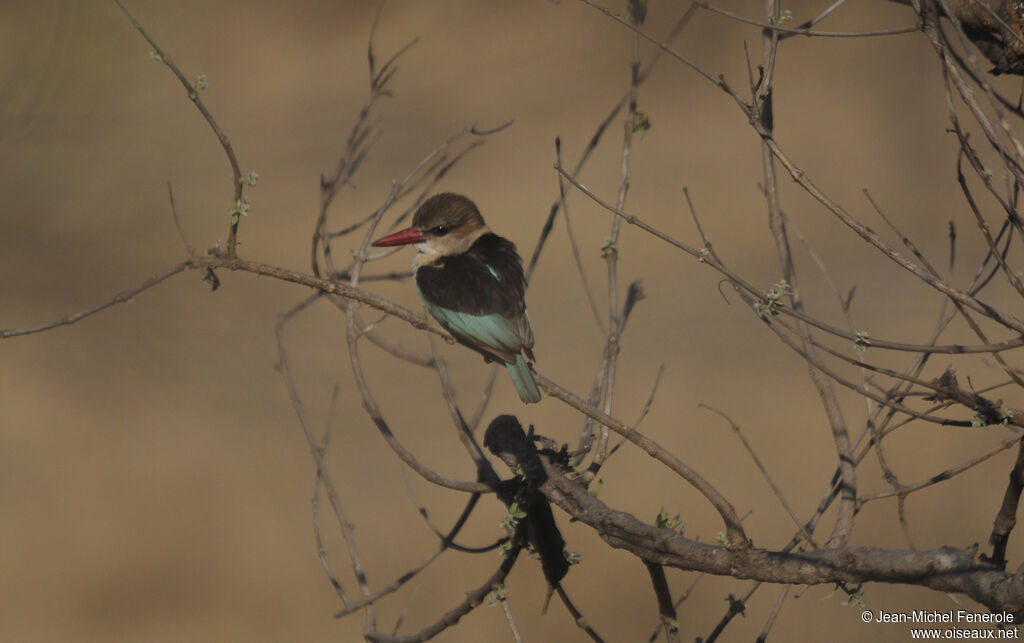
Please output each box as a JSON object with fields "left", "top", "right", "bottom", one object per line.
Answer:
{"left": 3, "top": 1, "right": 1021, "bottom": 641}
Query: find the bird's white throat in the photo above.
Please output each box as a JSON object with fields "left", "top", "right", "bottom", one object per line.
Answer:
{"left": 410, "top": 226, "right": 491, "bottom": 271}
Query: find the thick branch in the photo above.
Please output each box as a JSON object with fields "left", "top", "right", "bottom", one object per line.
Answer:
{"left": 522, "top": 446, "right": 1024, "bottom": 615}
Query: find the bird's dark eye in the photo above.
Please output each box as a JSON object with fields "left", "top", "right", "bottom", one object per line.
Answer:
{"left": 429, "top": 225, "right": 449, "bottom": 236}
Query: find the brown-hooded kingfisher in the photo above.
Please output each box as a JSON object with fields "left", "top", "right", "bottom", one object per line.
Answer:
{"left": 372, "top": 193, "right": 541, "bottom": 404}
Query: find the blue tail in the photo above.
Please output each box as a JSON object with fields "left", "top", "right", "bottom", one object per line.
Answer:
{"left": 507, "top": 355, "right": 541, "bottom": 404}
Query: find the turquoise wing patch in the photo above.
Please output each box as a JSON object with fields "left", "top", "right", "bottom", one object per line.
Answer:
{"left": 426, "top": 302, "right": 522, "bottom": 359}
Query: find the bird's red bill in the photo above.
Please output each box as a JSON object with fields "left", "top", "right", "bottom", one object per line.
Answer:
{"left": 372, "top": 226, "right": 429, "bottom": 247}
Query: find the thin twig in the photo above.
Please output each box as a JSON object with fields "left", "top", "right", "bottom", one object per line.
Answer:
{"left": 534, "top": 371, "right": 749, "bottom": 546}
{"left": 166, "top": 182, "right": 196, "bottom": 257}
{"left": 556, "top": 166, "right": 1024, "bottom": 355}
{"left": 276, "top": 305, "right": 376, "bottom": 627}
{"left": 312, "top": 385, "right": 350, "bottom": 605}
{"left": 700, "top": 404, "right": 817, "bottom": 547}
{"left": 113, "top": 0, "right": 245, "bottom": 257}
{"left": 693, "top": 0, "right": 917, "bottom": 37}
{"left": 362, "top": 548, "right": 522, "bottom": 643}
{"left": 497, "top": 587, "right": 524, "bottom": 643}
{"left": 525, "top": 6, "right": 698, "bottom": 281}
{"left": 554, "top": 138, "right": 605, "bottom": 332}
{"left": 1, "top": 260, "right": 191, "bottom": 338}
{"left": 757, "top": 0, "right": 854, "bottom": 550}
{"left": 589, "top": 13, "right": 641, "bottom": 474}
{"left": 755, "top": 585, "right": 791, "bottom": 643}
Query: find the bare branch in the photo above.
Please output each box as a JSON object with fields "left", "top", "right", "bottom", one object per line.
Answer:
{"left": 534, "top": 371, "right": 749, "bottom": 546}
{"left": 1, "top": 261, "right": 191, "bottom": 339}
{"left": 693, "top": 0, "right": 917, "bottom": 38}
{"left": 113, "top": 0, "right": 245, "bottom": 257}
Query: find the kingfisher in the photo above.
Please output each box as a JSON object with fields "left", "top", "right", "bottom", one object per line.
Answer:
{"left": 372, "top": 193, "right": 541, "bottom": 403}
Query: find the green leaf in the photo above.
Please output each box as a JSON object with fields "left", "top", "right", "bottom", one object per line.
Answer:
{"left": 601, "top": 238, "right": 618, "bottom": 259}
{"left": 632, "top": 111, "right": 651, "bottom": 135}
{"left": 229, "top": 198, "right": 252, "bottom": 225}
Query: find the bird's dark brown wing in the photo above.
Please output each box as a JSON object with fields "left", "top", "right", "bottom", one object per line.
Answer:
{"left": 415, "top": 233, "right": 533, "bottom": 362}
{"left": 415, "top": 233, "right": 527, "bottom": 319}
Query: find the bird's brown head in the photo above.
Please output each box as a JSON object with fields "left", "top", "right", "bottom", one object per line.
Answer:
{"left": 412, "top": 193, "right": 485, "bottom": 236}
{"left": 372, "top": 192, "right": 489, "bottom": 257}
